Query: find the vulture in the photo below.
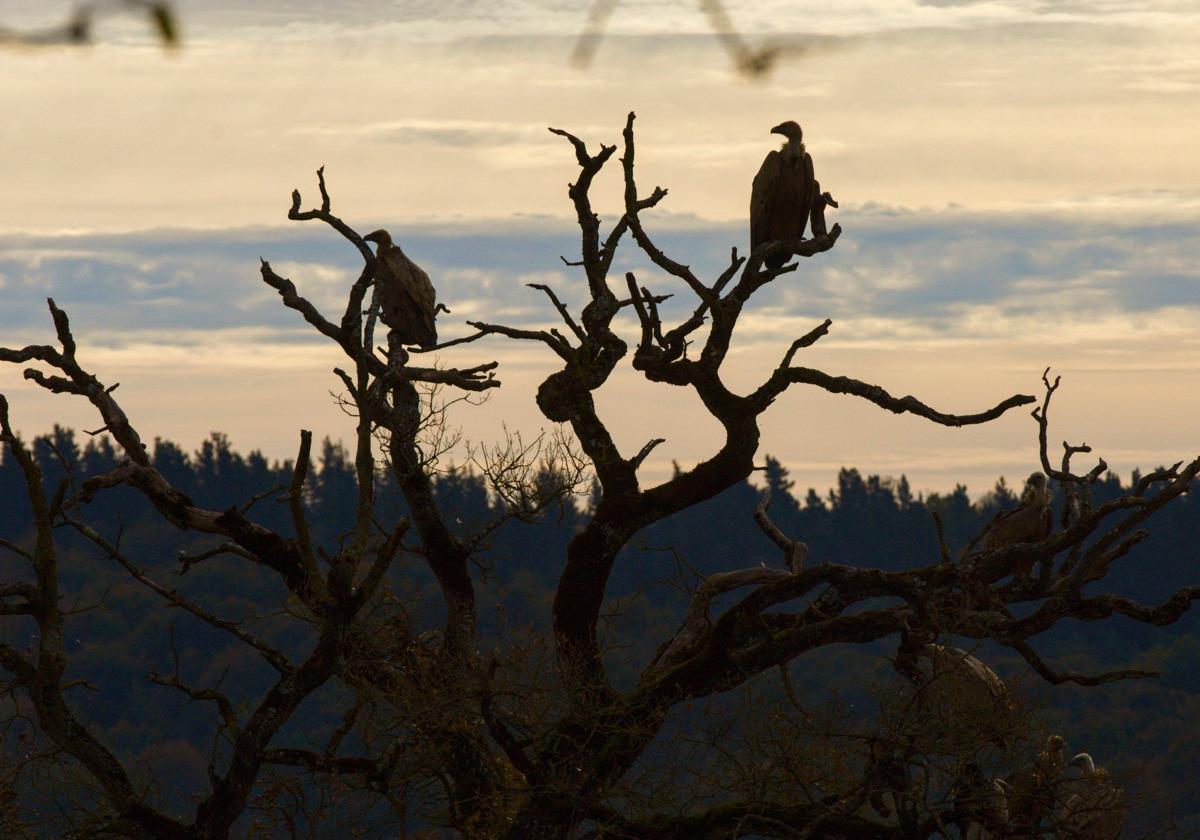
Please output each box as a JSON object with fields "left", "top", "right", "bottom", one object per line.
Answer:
{"left": 912, "top": 644, "right": 1013, "bottom": 753}
{"left": 750, "top": 120, "right": 818, "bottom": 269}
{"left": 1005, "top": 734, "right": 1066, "bottom": 832}
{"left": 1058, "top": 753, "right": 1127, "bottom": 840}
{"left": 363, "top": 229, "right": 439, "bottom": 350}
{"left": 866, "top": 739, "right": 923, "bottom": 828}
{"left": 979, "top": 472, "right": 1053, "bottom": 575}
{"left": 956, "top": 762, "right": 1009, "bottom": 840}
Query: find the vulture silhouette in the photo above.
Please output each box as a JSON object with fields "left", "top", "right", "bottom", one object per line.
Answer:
{"left": 364, "top": 229, "right": 439, "bottom": 350}
{"left": 902, "top": 643, "right": 1017, "bottom": 753}
{"left": 750, "top": 120, "right": 822, "bottom": 269}
{"left": 1004, "top": 734, "right": 1066, "bottom": 832}
{"left": 956, "top": 762, "right": 1009, "bottom": 840}
{"left": 979, "top": 472, "right": 1052, "bottom": 575}
{"left": 913, "top": 644, "right": 1014, "bottom": 752}
{"left": 1057, "top": 753, "right": 1127, "bottom": 840}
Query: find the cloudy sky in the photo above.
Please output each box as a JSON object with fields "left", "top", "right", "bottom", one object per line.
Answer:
{"left": 2, "top": 0, "right": 1199, "bottom": 497}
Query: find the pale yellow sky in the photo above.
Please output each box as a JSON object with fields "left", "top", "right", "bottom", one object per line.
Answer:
{"left": 2, "top": 1, "right": 1199, "bottom": 495}
{"left": 2, "top": 2, "right": 1200, "bottom": 231}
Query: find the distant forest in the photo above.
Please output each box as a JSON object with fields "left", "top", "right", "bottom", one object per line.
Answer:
{"left": 2, "top": 427, "right": 1198, "bottom": 833}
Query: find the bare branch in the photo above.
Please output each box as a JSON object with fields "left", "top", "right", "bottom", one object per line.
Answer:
{"left": 466, "top": 320, "right": 573, "bottom": 360}
{"left": 620, "top": 112, "right": 716, "bottom": 308}
{"left": 259, "top": 260, "right": 344, "bottom": 344}
{"left": 629, "top": 437, "right": 666, "bottom": 472}
{"left": 176, "top": 542, "right": 259, "bottom": 575}
{"left": 1007, "top": 640, "right": 1157, "bottom": 686}
{"left": 930, "top": 511, "right": 950, "bottom": 564}
{"left": 287, "top": 430, "right": 322, "bottom": 586}
{"left": 64, "top": 517, "right": 292, "bottom": 674}
{"left": 651, "top": 565, "right": 796, "bottom": 673}
{"left": 779, "top": 319, "right": 833, "bottom": 368}
{"left": 528, "top": 282, "right": 588, "bottom": 344}
{"left": 753, "top": 488, "right": 809, "bottom": 571}
{"left": 408, "top": 329, "right": 490, "bottom": 353}
{"left": 755, "top": 366, "right": 1036, "bottom": 426}
{"left": 150, "top": 629, "right": 241, "bottom": 737}
{"left": 263, "top": 748, "right": 378, "bottom": 778}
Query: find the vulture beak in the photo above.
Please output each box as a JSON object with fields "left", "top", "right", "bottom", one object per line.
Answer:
{"left": 770, "top": 124, "right": 787, "bottom": 136}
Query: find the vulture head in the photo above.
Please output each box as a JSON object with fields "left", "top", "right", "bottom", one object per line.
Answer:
{"left": 1020, "top": 472, "right": 1049, "bottom": 506}
{"left": 1047, "top": 734, "right": 1066, "bottom": 752}
{"left": 363, "top": 229, "right": 394, "bottom": 249}
{"left": 1069, "top": 753, "right": 1097, "bottom": 776}
{"left": 770, "top": 120, "right": 803, "bottom": 142}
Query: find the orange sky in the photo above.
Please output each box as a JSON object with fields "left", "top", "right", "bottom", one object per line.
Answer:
{"left": 2, "top": 1, "right": 1199, "bottom": 495}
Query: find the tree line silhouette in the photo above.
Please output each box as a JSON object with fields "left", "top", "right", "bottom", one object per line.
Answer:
{"left": 2, "top": 421, "right": 1197, "bottom": 833}
{"left": 5, "top": 425, "right": 1195, "bottom": 609}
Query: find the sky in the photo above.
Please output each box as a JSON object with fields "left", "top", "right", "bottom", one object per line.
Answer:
{"left": 2, "top": 0, "right": 1200, "bottom": 498}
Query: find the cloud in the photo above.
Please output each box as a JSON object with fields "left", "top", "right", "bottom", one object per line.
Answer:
{"left": 178, "top": 0, "right": 1200, "bottom": 41}
{"left": 288, "top": 118, "right": 557, "bottom": 148}
{"left": 3, "top": 206, "right": 1200, "bottom": 373}
{"left": 4, "top": 206, "right": 1199, "bottom": 494}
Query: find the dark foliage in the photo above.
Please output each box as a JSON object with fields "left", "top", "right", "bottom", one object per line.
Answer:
{"left": 2, "top": 430, "right": 1197, "bottom": 831}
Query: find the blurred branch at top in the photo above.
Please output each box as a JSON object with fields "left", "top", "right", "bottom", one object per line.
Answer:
{"left": 0, "top": 0, "right": 177, "bottom": 48}
{"left": 571, "top": 0, "right": 832, "bottom": 78}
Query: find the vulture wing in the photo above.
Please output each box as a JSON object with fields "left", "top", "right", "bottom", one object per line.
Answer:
{"left": 922, "top": 644, "right": 1009, "bottom": 703}
{"left": 750, "top": 149, "right": 785, "bottom": 253}
{"left": 378, "top": 245, "right": 439, "bottom": 349}
{"left": 956, "top": 768, "right": 1009, "bottom": 840}
{"left": 751, "top": 149, "right": 813, "bottom": 269}
{"left": 1059, "top": 781, "right": 1126, "bottom": 840}
{"left": 914, "top": 644, "right": 1014, "bottom": 753}
{"left": 979, "top": 502, "right": 1051, "bottom": 577}
{"left": 395, "top": 249, "right": 438, "bottom": 349}
{"left": 1038, "top": 503, "right": 1053, "bottom": 541}
{"left": 982, "top": 504, "right": 1049, "bottom": 550}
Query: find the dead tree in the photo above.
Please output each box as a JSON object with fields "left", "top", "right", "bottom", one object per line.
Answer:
{"left": 0, "top": 115, "right": 1197, "bottom": 839}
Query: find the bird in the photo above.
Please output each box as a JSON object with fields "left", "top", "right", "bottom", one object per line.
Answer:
{"left": 956, "top": 762, "right": 1009, "bottom": 840}
{"left": 917, "top": 644, "right": 1010, "bottom": 703}
{"left": 913, "top": 644, "right": 1013, "bottom": 752}
{"left": 1058, "top": 753, "right": 1127, "bottom": 840}
{"left": 1004, "top": 734, "right": 1066, "bottom": 832}
{"left": 750, "top": 120, "right": 818, "bottom": 270}
{"left": 865, "top": 739, "right": 924, "bottom": 832}
{"left": 977, "top": 472, "right": 1053, "bottom": 576}
{"left": 363, "top": 229, "right": 439, "bottom": 350}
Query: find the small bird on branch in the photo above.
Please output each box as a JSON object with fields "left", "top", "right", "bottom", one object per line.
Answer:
{"left": 364, "top": 229, "right": 439, "bottom": 350}
{"left": 750, "top": 120, "right": 837, "bottom": 269}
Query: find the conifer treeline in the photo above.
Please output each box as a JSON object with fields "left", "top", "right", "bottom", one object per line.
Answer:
{"left": 3, "top": 428, "right": 1196, "bottom": 609}
{"left": 1, "top": 428, "right": 1198, "bottom": 829}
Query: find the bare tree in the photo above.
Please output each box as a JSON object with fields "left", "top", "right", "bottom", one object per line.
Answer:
{"left": 0, "top": 114, "right": 1196, "bottom": 838}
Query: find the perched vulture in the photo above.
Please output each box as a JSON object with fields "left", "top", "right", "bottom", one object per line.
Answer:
{"left": 1058, "top": 753, "right": 1127, "bottom": 840}
{"left": 866, "top": 739, "right": 923, "bottom": 828}
{"left": 750, "top": 120, "right": 817, "bottom": 269}
{"left": 956, "top": 762, "right": 1009, "bottom": 840}
{"left": 363, "top": 229, "right": 438, "bottom": 349}
{"left": 1005, "top": 734, "right": 1066, "bottom": 831}
{"left": 913, "top": 644, "right": 1013, "bottom": 753}
{"left": 979, "top": 472, "right": 1053, "bottom": 575}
